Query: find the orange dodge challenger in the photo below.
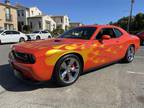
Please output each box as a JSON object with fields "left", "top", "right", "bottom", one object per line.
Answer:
{"left": 9, "top": 25, "right": 140, "bottom": 86}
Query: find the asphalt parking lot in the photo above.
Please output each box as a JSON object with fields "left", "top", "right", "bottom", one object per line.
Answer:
{"left": 0, "top": 44, "right": 144, "bottom": 108}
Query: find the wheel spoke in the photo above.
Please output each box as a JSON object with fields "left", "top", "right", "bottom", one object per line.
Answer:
{"left": 69, "top": 58, "right": 75, "bottom": 66}
{"left": 61, "top": 62, "right": 67, "bottom": 69}
{"left": 61, "top": 70, "right": 67, "bottom": 79}
{"left": 67, "top": 72, "right": 74, "bottom": 81}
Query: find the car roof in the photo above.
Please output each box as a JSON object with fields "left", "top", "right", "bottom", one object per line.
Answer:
{"left": 80, "top": 25, "right": 120, "bottom": 28}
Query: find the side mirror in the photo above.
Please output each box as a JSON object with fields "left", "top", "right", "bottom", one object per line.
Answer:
{"left": 102, "top": 35, "right": 111, "bottom": 40}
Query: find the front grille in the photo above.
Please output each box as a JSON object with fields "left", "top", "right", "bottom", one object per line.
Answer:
{"left": 12, "top": 51, "right": 35, "bottom": 64}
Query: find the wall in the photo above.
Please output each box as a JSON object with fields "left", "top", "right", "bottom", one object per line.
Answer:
{"left": 0, "top": 4, "right": 18, "bottom": 30}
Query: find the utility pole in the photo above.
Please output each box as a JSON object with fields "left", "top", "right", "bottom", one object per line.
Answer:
{"left": 127, "top": 0, "right": 135, "bottom": 32}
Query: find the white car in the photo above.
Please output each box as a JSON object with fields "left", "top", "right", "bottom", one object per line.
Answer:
{"left": 0, "top": 30, "right": 27, "bottom": 44}
{"left": 27, "top": 31, "right": 52, "bottom": 41}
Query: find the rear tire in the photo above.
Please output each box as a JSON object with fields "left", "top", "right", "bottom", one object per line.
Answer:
{"left": 53, "top": 54, "right": 82, "bottom": 86}
{"left": 19, "top": 38, "right": 25, "bottom": 43}
{"left": 48, "top": 35, "right": 51, "bottom": 38}
{"left": 122, "top": 45, "right": 135, "bottom": 63}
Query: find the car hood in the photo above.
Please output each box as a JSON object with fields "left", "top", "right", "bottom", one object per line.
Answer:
{"left": 12, "top": 38, "right": 89, "bottom": 56}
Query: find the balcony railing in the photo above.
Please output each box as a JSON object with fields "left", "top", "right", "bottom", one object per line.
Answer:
{"left": 5, "top": 14, "right": 12, "bottom": 21}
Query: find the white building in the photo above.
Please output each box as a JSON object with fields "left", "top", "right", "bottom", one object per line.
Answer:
{"left": 29, "top": 7, "right": 42, "bottom": 17}
{"left": 51, "top": 15, "right": 70, "bottom": 30}
{"left": 27, "top": 15, "right": 56, "bottom": 32}
{"left": 16, "top": 4, "right": 43, "bottom": 31}
{"left": 70, "top": 22, "right": 83, "bottom": 28}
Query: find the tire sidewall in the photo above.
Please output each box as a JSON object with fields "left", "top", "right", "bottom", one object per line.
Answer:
{"left": 36, "top": 36, "right": 41, "bottom": 40}
{"left": 19, "top": 38, "right": 25, "bottom": 42}
{"left": 54, "top": 54, "right": 82, "bottom": 86}
{"left": 126, "top": 46, "right": 135, "bottom": 63}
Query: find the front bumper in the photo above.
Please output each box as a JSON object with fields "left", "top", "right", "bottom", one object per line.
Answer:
{"left": 9, "top": 52, "right": 54, "bottom": 82}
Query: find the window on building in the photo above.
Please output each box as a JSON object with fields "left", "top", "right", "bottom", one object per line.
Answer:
{"left": 61, "top": 18, "right": 63, "bottom": 23}
{"left": 21, "top": 10, "right": 24, "bottom": 16}
{"left": 4, "top": 24, "right": 14, "bottom": 30}
{"left": 18, "top": 10, "right": 20, "bottom": 16}
{"left": 5, "top": 8, "right": 11, "bottom": 21}
{"left": 39, "top": 21, "right": 42, "bottom": 29}
{"left": 30, "top": 22, "right": 33, "bottom": 29}
{"left": 21, "top": 22, "right": 24, "bottom": 25}
{"left": 31, "top": 11, "right": 34, "bottom": 15}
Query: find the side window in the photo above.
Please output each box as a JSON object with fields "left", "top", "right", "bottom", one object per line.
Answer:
{"left": 114, "top": 28, "right": 123, "bottom": 37}
{"left": 96, "top": 28, "right": 116, "bottom": 39}
{"left": 4, "top": 31, "right": 11, "bottom": 35}
{"left": 11, "top": 31, "right": 20, "bottom": 34}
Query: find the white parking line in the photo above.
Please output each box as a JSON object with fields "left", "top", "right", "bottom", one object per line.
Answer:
{"left": 127, "top": 71, "right": 144, "bottom": 75}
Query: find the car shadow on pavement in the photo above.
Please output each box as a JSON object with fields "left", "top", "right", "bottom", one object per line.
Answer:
{"left": 0, "top": 64, "right": 61, "bottom": 92}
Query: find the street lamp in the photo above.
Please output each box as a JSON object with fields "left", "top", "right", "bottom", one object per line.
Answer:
{"left": 127, "top": 0, "right": 135, "bottom": 32}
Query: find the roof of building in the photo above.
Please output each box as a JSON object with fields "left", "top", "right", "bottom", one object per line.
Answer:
{"left": 0, "top": 2, "right": 17, "bottom": 9}
{"left": 15, "top": 3, "right": 29, "bottom": 10}
{"left": 70, "top": 22, "right": 82, "bottom": 24}
{"left": 27, "top": 15, "right": 49, "bottom": 19}
{"left": 51, "top": 15, "right": 68, "bottom": 18}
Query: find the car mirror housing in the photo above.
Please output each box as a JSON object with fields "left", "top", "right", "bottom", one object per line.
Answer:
{"left": 102, "top": 35, "right": 111, "bottom": 40}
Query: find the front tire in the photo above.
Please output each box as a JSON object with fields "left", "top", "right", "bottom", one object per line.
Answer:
{"left": 123, "top": 45, "right": 135, "bottom": 63}
{"left": 36, "top": 36, "right": 41, "bottom": 40}
{"left": 53, "top": 54, "right": 82, "bottom": 86}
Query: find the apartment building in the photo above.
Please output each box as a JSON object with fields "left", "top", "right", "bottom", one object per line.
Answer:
{"left": 0, "top": 0, "right": 17, "bottom": 30}
{"left": 16, "top": 4, "right": 43, "bottom": 31}
{"left": 51, "top": 15, "right": 70, "bottom": 30}
{"left": 70, "top": 22, "right": 83, "bottom": 28}
{"left": 28, "top": 15, "right": 56, "bottom": 32}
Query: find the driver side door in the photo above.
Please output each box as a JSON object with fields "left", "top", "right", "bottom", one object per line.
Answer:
{"left": 91, "top": 28, "right": 119, "bottom": 67}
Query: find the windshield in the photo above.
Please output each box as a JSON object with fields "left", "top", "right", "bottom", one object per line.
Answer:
{"left": 33, "top": 31, "right": 40, "bottom": 33}
{"left": 0, "top": 30, "right": 4, "bottom": 34}
{"left": 59, "top": 27, "right": 96, "bottom": 40}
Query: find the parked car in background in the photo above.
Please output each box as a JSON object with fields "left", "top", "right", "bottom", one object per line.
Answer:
{"left": 27, "top": 30, "right": 52, "bottom": 41}
{"left": 136, "top": 32, "right": 144, "bottom": 45}
{"left": 0, "top": 30, "right": 27, "bottom": 44}
{"left": 9, "top": 25, "right": 140, "bottom": 86}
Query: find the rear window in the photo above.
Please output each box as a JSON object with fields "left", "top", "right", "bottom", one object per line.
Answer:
{"left": 41, "top": 31, "right": 48, "bottom": 33}
{"left": 113, "top": 28, "right": 123, "bottom": 37}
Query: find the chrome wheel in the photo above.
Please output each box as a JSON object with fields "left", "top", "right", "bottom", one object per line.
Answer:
{"left": 127, "top": 46, "right": 135, "bottom": 62}
{"left": 59, "top": 57, "right": 80, "bottom": 84}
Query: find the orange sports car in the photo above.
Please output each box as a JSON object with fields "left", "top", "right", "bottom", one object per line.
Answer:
{"left": 9, "top": 25, "right": 140, "bottom": 86}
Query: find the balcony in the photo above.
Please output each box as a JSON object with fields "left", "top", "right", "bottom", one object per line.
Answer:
{"left": 5, "top": 14, "right": 12, "bottom": 22}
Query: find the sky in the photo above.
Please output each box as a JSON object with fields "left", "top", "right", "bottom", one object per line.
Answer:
{"left": 4, "top": 0, "right": 144, "bottom": 24}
